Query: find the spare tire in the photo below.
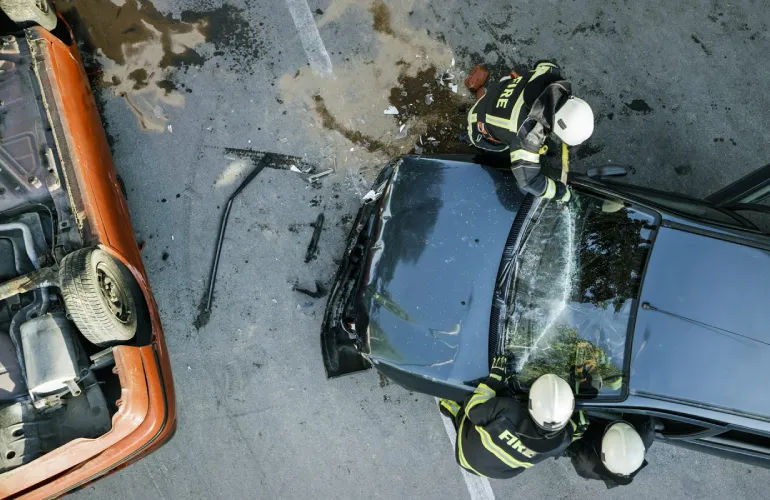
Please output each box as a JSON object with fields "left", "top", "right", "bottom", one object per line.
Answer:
{"left": 60, "top": 248, "right": 137, "bottom": 346}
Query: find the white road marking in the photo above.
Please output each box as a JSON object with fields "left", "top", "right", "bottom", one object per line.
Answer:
{"left": 437, "top": 400, "right": 496, "bottom": 500}
{"left": 284, "top": 0, "right": 334, "bottom": 77}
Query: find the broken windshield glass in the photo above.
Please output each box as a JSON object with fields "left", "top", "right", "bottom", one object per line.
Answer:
{"left": 505, "top": 191, "right": 656, "bottom": 397}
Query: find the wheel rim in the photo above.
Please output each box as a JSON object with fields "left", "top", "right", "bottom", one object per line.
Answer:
{"left": 96, "top": 263, "right": 133, "bottom": 324}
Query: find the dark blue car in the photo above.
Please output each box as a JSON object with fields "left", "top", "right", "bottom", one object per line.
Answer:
{"left": 322, "top": 154, "right": 770, "bottom": 468}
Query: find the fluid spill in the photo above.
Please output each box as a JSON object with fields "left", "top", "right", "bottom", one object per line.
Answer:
{"left": 58, "top": 0, "right": 205, "bottom": 131}
{"left": 59, "top": 1, "right": 262, "bottom": 131}
{"left": 387, "top": 65, "right": 473, "bottom": 154}
{"left": 280, "top": 0, "right": 460, "bottom": 178}
{"left": 370, "top": 0, "right": 394, "bottom": 35}
{"left": 313, "top": 96, "right": 391, "bottom": 154}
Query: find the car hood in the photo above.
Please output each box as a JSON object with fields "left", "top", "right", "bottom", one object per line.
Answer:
{"left": 360, "top": 156, "right": 526, "bottom": 384}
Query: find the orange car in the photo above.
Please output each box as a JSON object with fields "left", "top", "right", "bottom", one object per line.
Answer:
{"left": 0, "top": 3, "right": 175, "bottom": 498}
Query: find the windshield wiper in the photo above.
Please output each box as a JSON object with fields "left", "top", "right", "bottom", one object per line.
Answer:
{"left": 495, "top": 196, "right": 541, "bottom": 294}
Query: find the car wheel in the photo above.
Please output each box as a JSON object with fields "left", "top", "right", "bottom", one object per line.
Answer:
{"left": 0, "top": 0, "right": 57, "bottom": 31}
{"left": 60, "top": 248, "right": 137, "bottom": 346}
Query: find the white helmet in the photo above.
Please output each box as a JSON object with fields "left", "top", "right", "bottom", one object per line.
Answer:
{"left": 552, "top": 97, "right": 594, "bottom": 146}
{"left": 601, "top": 422, "right": 646, "bottom": 476}
{"left": 528, "top": 374, "right": 575, "bottom": 432}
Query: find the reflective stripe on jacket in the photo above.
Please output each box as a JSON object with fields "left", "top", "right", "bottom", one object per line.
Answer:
{"left": 467, "top": 61, "right": 570, "bottom": 198}
{"left": 454, "top": 375, "right": 584, "bottom": 479}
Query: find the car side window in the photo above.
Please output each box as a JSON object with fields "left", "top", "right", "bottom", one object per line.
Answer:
{"left": 608, "top": 184, "right": 753, "bottom": 228}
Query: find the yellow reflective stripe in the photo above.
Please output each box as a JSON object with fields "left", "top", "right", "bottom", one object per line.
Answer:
{"left": 510, "top": 149, "right": 540, "bottom": 163}
{"left": 530, "top": 62, "right": 556, "bottom": 82}
{"left": 477, "top": 426, "right": 533, "bottom": 469}
{"left": 508, "top": 83, "right": 528, "bottom": 130}
{"left": 489, "top": 373, "right": 502, "bottom": 381}
{"left": 542, "top": 178, "right": 557, "bottom": 199}
{"left": 571, "top": 411, "right": 588, "bottom": 441}
{"left": 465, "top": 383, "right": 496, "bottom": 414}
{"left": 467, "top": 98, "right": 481, "bottom": 127}
{"left": 457, "top": 415, "right": 486, "bottom": 476}
{"left": 486, "top": 114, "right": 514, "bottom": 129}
{"left": 440, "top": 399, "right": 460, "bottom": 417}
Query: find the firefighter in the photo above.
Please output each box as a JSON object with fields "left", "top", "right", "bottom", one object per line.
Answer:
{"left": 439, "top": 357, "right": 588, "bottom": 479}
{"left": 463, "top": 61, "right": 594, "bottom": 201}
{"left": 566, "top": 416, "right": 654, "bottom": 488}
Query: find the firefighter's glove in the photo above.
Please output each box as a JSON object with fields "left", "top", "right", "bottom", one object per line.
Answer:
{"left": 491, "top": 356, "right": 508, "bottom": 378}
{"left": 573, "top": 411, "right": 590, "bottom": 439}
{"left": 556, "top": 184, "right": 572, "bottom": 204}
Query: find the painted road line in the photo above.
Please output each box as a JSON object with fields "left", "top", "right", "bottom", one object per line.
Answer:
{"left": 437, "top": 400, "right": 496, "bottom": 500}
{"left": 284, "top": 0, "right": 334, "bottom": 77}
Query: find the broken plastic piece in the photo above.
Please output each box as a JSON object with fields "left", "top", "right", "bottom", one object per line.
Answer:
{"left": 305, "top": 213, "right": 325, "bottom": 263}
{"left": 384, "top": 106, "right": 399, "bottom": 115}
{"left": 294, "top": 280, "right": 327, "bottom": 298}
{"left": 425, "top": 94, "right": 434, "bottom": 105}
{"left": 290, "top": 165, "right": 302, "bottom": 173}
{"left": 308, "top": 169, "right": 333, "bottom": 182}
{"left": 362, "top": 189, "right": 378, "bottom": 204}
{"left": 450, "top": 83, "right": 458, "bottom": 93}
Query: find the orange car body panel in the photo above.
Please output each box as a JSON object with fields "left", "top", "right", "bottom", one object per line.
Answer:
{"left": 0, "top": 25, "right": 176, "bottom": 500}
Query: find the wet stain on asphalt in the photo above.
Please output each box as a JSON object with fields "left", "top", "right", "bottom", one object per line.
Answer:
{"left": 625, "top": 99, "right": 654, "bottom": 114}
{"left": 675, "top": 164, "right": 693, "bottom": 176}
{"left": 59, "top": 0, "right": 264, "bottom": 131}
{"left": 156, "top": 79, "right": 177, "bottom": 95}
{"left": 691, "top": 34, "right": 713, "bottom": 56}
{"left": 387, "top": 65, "right": 473, "bottom": 154}
{"left": 57, "top": 0, "right": 206, "bottom": 69}
{"left": 128, "top": 69, "right": 149, "bottom": 90}
{"left": 370, "top": 0, "right": 394, "bottom": 35}
{"left": 312, "top": 95, "right": 391, "bottom": 154}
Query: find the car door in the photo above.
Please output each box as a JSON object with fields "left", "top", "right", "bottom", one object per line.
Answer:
{"left": 585, "top": 407, "right": 770, "bottom": 469}
{"left": 706, "top": 162, "right": 770, "bottom": 232}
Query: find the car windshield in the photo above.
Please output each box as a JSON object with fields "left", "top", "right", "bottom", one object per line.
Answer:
{"left": 504, "top": 190, "right": 656, "bottom": 398}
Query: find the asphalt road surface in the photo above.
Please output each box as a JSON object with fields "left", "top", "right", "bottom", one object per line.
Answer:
{"left": 65, "top": 0, "right": 770, "bottom": 499}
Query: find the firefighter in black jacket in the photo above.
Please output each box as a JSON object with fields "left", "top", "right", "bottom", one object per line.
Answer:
{"left": 464, "top": 61, "right": 594, "bottom": 201}
{"left": 439, "top": 357, "right": 588, "bottom": 479}
{"left": 566, "top": 416, "right": 654, "bottom": 488}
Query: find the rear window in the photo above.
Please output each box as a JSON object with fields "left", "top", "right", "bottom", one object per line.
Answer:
{"left": 504, "top": 191, "right": 656, "bottom": 398}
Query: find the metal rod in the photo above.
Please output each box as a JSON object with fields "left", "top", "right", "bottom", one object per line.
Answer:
{"left": 0, "top": 266, "right": 58, "bottom": 302}
{"left": 203, "top": 158, "right": 267, "bottom": 313}
{"left": 205, "top": 200, "right": 233, "bottom": 312}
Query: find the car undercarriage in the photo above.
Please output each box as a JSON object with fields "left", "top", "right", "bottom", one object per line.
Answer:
{"left": 0, "top": 29, "right": 141, "bottom": 474}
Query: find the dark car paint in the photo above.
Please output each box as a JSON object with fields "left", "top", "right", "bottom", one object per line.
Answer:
{"left": 322, "top": 155, "right": 770, "bottom": 469}
{"left": 632, "top": 226, "right": 770, "bottom": 420}
{"left": 362, "top": 156, "right": 525, "bottom": 388}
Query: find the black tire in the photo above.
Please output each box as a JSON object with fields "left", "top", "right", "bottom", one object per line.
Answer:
{"left": 0, "top": 0, "right": 57, "bottom": 31}
{"left": 60, "top": 248, "right": 137, "bottom": 346}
